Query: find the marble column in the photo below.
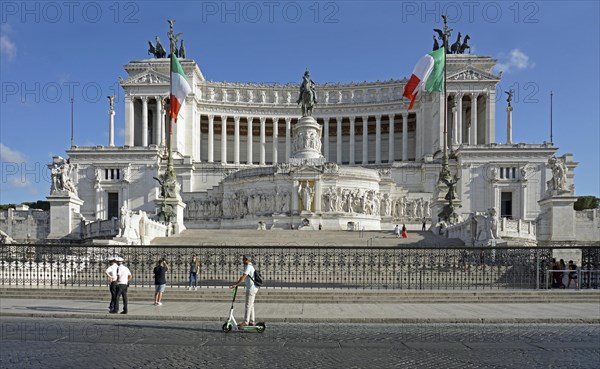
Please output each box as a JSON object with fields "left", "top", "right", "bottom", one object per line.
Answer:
{"left": 506, "top": 105, "right": 513, "bottom": 144}
{"left": 141, "top": 96, "right": 148, "bottom": 147}
{"left": 323, "top": 118, "right": 329, "bottom": 161}
{"left": 362, "top": 116, "right": 368, "bottom": 164}
{"left": 388, "top": 114, "right": 394, "bottom": 163}
{"left": 259, "top": 117, "right": 266, "bottom": 165}
{"left": 234, "top": 116, "right": 240, "bottom": 164}
{"left": 208, "top": 114, "right": 214, "bottom": 163}
{"left": 452, "top": 102, "right": 458, "bottom": 145}
{"left": 155, "top": 97, "right": 163, "bottom": 146}
{"left": 272, "top": 117, "right": 278, "bottom": 164}
{"left": 336, "top": 116, "right": 342, "bottom": 164}
{"left": 285, "top": 117, "right": 291, "bottom": 162}
{"left": 125, "top": 95, "right": 134, "bottom": 146}
{"left": 108, "top": 104, "right": 115, "bottom": 147}
{"left": 416, "top": 109, "right": 422, "bottom": 160}
{"left": 486, "top": 90, "right": 496, "bottom": 143}
{"left": 349, "top": 117, "right": 356, "bottom": 165}
{"left": 471, "top": 93, "right": 478, "bottom": 145}
{"left": 247, "top": 117, "right": 253, "bottom": 165}
{"left": 375, "top": 115, "right": 381, "bottom": 164}
{"left": 220, "top": 115, "right": 227, "bottom": 164}
{"left": 401, "top": 113, "right": 408, "bottom": 161}
{"left": 456, "top": 93, "right": 463, "bottom": 144}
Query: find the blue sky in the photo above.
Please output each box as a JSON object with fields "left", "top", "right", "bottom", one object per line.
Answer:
{"left": 1, "top": 0, "right": 599, "bottom": 205}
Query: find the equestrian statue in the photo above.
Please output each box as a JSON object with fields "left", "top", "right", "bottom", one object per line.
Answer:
{"left": 297, "top": 70, "right": 317, "bottom": 117}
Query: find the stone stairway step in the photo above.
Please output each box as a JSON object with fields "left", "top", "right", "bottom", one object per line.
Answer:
{"left": 1, "top": 288, "right": 598, "bottom": 303}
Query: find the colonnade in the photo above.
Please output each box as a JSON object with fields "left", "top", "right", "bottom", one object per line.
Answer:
{"left": 199, "top": 113, "right": 417, "bottom": 165}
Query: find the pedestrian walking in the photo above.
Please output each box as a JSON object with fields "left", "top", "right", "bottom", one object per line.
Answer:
{"left": 104, "top": 256, "right": 119, "bottom": 313}
{"left": 189, "top": 255, "right": 201, "bottom": 290}
{"left": 567, "top": 260, "right": 579, "bottom": 289}
{"left": 394, "top": 224, "right": 400, "bottom": 238}
{"left": 401, "top": 224, "right": 408, "bottom": 238}
{"left": 422, "top": 218, "right": 427, "bottom": 231}
{"left": 114, "top": 257, "right": 132, "bottom": 314}
{"left": 230, "top": 255, "right": 259, "bottom": 327}
{"left": 153, "top": 258, "right": 169, "bottom": 305}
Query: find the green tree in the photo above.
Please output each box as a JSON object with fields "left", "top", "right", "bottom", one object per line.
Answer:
{"left": 574, "top": 196, "right": 599, "bottom": 211}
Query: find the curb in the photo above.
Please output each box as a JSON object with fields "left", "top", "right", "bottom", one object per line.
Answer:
{"left": 2, "top": 312, "right": 599, "bottom": 324}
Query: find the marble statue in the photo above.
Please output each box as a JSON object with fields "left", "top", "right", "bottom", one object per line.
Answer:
{"left": 118, "top": 205, "right": 129, "bottom": 236}
{"left": 298, "top": 181, "right": 314, "bottom": 212}
{"left": 547, "top": 156, "right": 568, "bottom": 193}
{"left": 50, "top": 158, "right": 77, "bottom": 195}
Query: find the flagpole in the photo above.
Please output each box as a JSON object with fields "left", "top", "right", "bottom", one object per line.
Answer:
{"left": 550, "top": 91, "right": 553, "bottom": 144}
{"left": 440, "top": 15, "right": 450, "bottom": 177}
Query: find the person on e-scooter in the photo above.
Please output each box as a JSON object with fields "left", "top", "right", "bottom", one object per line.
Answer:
{"left": 230, "top": 255, "right": 258, "bottom": 327}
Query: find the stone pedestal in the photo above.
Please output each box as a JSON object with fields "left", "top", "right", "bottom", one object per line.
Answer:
{"left": 290, "top": 116, "right": 325, "bottom": 165}
{"left": 537, "top": 195, "right": 577, "bottom": 244}
{"left": 46, "top": 194, "right": 84, "bottom": 239}
{"left": 155, "top": 198, "right": 187, "bottom": 235}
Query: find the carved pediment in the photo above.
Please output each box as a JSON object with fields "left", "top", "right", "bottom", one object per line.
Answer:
{"left": 120, "top": 69, "right": 170, "bottom": 86}
{"left": 448, "top": 66, "right": 500, "bottom": 81}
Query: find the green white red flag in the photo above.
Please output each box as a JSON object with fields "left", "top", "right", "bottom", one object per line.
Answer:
{"left": 169, "top": 53, "right": 192, "bottom": 122}
{"left": 402, "top": 47, "right": 445, "bottom": 111}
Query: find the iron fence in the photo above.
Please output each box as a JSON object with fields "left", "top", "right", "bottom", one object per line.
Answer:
{"left": 1, "top": 244, "right": 598, "bottom": 290}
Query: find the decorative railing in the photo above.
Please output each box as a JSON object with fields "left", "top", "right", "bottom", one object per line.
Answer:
{"left": 498, "top": 218, "right": 536, "bottom": 241}
{"left": 82, "top": 219, "right": 119, "bottom": 239}
{"left": 1, "top": 245, "right": 598, "bottom": 290}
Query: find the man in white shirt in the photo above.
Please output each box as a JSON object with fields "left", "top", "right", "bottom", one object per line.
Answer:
{"left": 114, "top": 258, "right": 132, "bottom": 314}
{"left": 230, "top": 255, "right": 258, "bottom": 327}
{"left": 104, "top": 256, "right": 119, "bottom": 313}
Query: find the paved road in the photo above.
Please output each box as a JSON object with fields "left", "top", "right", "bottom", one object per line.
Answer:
{"left": 1, "top": 317, "right": 598, "bottom": 368}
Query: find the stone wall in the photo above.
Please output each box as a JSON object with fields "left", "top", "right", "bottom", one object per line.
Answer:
{"left": 0, "top": 208, "right": 49, "bottom": 241}
{"left": 575, "top": 209, "right": 600, "bottom": 243}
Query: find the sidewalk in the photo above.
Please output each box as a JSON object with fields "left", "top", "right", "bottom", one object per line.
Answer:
{"left": 1, "top": 296, "right": 599, "bottom": 324}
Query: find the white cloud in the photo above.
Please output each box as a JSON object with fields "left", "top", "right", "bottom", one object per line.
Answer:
{"left": 0, "top": 30, "right": 16, "bottom": 61}
{"left": 494, "top": 49, "right": 534, "bottom": 74}
{"left": 0, "top": 143, "right": 41, "bottom": 196}
{"left": 0, "top": 143, "right": 27, "bottom": 164}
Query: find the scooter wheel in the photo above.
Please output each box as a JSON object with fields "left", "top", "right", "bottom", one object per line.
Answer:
{"left": 222, "top": 323, "right": 232, "bottom": 333}
{"left": 256, "top": 322, "right": 266, "bottom": 333}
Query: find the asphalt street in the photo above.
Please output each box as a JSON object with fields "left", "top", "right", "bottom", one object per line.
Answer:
{"left": 1, "top": 317, "right": 598, "bottom": 368}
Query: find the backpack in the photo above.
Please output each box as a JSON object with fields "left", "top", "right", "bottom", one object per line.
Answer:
{"left": 249, "top": 269, "right": 264, "bottom": 287}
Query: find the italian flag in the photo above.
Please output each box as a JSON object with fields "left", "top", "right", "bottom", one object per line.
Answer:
{"left": 169, "top": 53, "right": 192, "bottom": 123}
{"left": 402, "top": 47, "right": 445, "bottom": 111}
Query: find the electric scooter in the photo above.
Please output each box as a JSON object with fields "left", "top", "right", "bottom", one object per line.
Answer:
{"left": 222, "top": 286, "right": 266, "bottom": 333}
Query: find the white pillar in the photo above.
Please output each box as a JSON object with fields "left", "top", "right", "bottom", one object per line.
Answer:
{"left": 234, "top": 116, "right": 240, "bottom": 164}
{"left": 375, "top": 115, "right": 381, "bottom": 164}
{"left": 285, "top": 117, "right": 291, "bottom": 162}
{"left": 196, "top": 109, "right": 201, "bottom": 162}
{"left": 108, "top": 104, "right": 115, "bottom": 147}
{"left": 221, "top": 115, "right": 227, "bottom": 164}
{"left": 155, "top": 97, "right": 163, "bottom": 146}
{"left": 247, "top": 117, "right": 253, "bottom": 165}
{"left": 401, "top": 113, "right": 408, "bottom": 161}
{"left": 141, "top": 96, "right": 148, "bottom": 147}
{"left": 336, "top": 116, "right": 342, "bottom": 164}
{"left": 416, "top": 109, "right": 422, "bottom": 160}
{"left": 471, "top": 93, "right": 478, "bottom": 145}
{"left": 349, "top": 117, "right": 355, "bottom": 165}
{"left": 452, "top": 102, "right": 458, "bottom": 145}
{"left": 208, "top": 114, "right": 214, "bottom": 163}
{"left": 125, "top": 96, "right": 134, "bottom": 146}
{"left": 487, "top": 90, "right": 496, "bottom": 143}
{"left": 457, "top": 93, "right": 463, "bottom": 144}
{"left": 362, "top": 116, "right": 368, "bottom": 164}
{"left": 388, "top": 114, "right": 394, "bottom": 163}
{"left": 506, "top": 106, "right": 513, "bottom": 144}
{"left": 323, "top": 118, "right": 329, "bottom": 161}
{"left": 259, "top": 117, "right": 266, "bottom": 165}
{"left": 272, "top": 117, "right": 278, "bottom": 164}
